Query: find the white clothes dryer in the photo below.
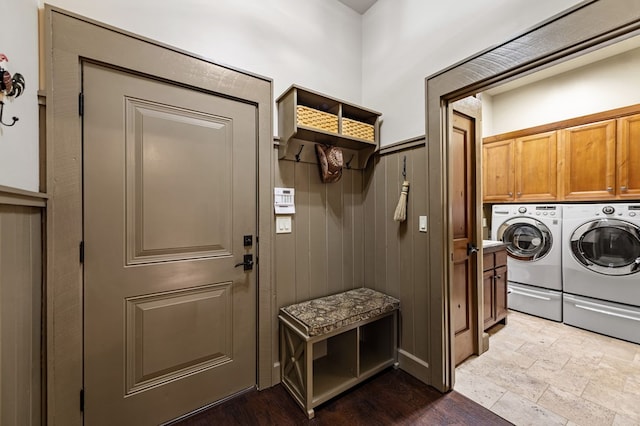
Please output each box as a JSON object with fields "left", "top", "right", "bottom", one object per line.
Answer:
{"left": 562, "top": 203, "right": 640, "bottom": 344}
{"left": 491, "top": 204, "right": 563, "bottom": 321}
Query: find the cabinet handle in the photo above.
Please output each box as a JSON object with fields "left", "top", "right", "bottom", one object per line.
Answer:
{"left": 495, "top": 275, "right": 502, "bottom": 280}
{"left": 621, "top": 186, "right": 628, "bottom": 192}
{"left": 607, "top": 186, "right": 613, "bottom": 192}
{"left": 516, "top": 192, "right": 522, "bottom": 197}
{"left": 508, "top": 192, "right": 513, "bottom": 197}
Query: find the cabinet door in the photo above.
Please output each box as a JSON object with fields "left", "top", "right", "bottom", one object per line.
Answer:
{"left": 483, "top": 139, "right": 515, "bottom": 202}
{"left": 483, "top": 269, "right": 495, "bottom": 327}
{"left": 494, "top": 265, "right": 508, "bottom": 322}
{"left": 559, "top": 120, "right": 616, "bottom": 200}
{"left": 514, "top": 131, "right": 557, "bottom": 201}
{"left": 617, "top": 113, "right": 640, "bottom": 199}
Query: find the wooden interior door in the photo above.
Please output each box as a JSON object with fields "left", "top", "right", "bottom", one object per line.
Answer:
{"left": 560, "top": 119, "right": 616, "bottom": 200}
{"left": 617, "top": 113, "right": 640, "bottom": 199}
{"left": 82, "top": 62, "right": 257, "bottom": 425}
{"left": 482, "top": 139, "right": 514, "bottom": 202}
{"left": 514, "top": 131, "right": 557, "bottom": 201}
{"left": 451, "top": 111, "right": 477, "bottom": 367}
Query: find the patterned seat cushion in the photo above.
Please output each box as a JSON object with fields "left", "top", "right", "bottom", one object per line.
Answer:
{"left": 280, "top": 288, "right": 400, "bottom": 337}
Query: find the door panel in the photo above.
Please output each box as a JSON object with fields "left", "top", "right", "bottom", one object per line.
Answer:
{"left": 483, "top": 270, "right": 494, "bottom": 327}
{"left": 83, "top": 63, "right": 257, "bottom": 425}
{"left": 617, "top": 113, "right": 640, "bottom": 199}
{"left": 482, "top": 139, "right": 514, "bottom": 202}
{"left": 452, "top": 111, "right": 476, "bottom": 366}
{"left": 515, "top": 131, "right": 557, "bottom": 201}
{"left": 560, "top": 120, "right": 616, "bottom": 200}
{"left": 494, "top": 265, "right": 508, "bottom": 321}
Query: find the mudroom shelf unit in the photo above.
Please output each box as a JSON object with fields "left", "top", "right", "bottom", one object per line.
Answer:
{"left": 278, "top": 288, "right": 399, "bottom": 419}
{"left": 276, "top": 85, "right": 382, "bottom": 169}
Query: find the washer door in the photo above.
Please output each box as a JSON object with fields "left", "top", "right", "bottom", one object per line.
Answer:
{"left": 570, "top": 219, "right": 640, "bottom": 276}
{"left": 497, "top": 218, "right": 553, "bottom": 261}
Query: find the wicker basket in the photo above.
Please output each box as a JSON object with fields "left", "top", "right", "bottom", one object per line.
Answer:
{"left": 296, "top": 105, "right": 338, "bottom": 133}
{"left": 342, "top": 118, "right": 375, "bottom": 142}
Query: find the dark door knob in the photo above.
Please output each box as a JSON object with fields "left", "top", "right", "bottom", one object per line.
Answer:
{"left": 235, "top": 254, "right": 254, "bottom": 271}
{"left": 467, "top": 243, "right": 479, "bottom": 256}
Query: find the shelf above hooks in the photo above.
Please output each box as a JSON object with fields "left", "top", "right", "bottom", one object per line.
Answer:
{"left": 276, "top": 85, "right": 382, "bottom": 169}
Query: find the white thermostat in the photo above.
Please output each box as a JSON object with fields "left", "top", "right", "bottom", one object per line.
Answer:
{"left": 274, "top": 187, "right": 295, "bottom": 214}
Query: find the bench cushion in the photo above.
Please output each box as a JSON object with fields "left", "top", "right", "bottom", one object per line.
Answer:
{"left": 280, "top": 287, "right": 399, "bottom": 337}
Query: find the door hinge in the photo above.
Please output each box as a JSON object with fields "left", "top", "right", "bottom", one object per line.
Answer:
{"left": 79, "top": 92, "right": 84, "bottom": 116}
{"left": 79, "top": 241, "right": 85, "bottom": 263}
{"left": 80, "top": 388, "right": 85, "bottom": 412}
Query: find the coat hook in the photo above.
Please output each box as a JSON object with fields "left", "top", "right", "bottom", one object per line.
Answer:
{"left": 295, "top": 144, "right": 304, "bottom": 162}
{"left": 345, "top": 154, "right": 355, "bottom": 169}
{"left": 0, "top": 101, "right": 19, "bottom": 127}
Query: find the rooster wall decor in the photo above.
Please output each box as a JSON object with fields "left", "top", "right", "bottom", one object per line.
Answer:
{"left": 0, "top": 53, "right": 26, "bottom": 127}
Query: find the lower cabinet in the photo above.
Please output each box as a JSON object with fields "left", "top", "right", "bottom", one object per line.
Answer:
{"left": 483, "top": 246, "right": 508, "bottom": 330}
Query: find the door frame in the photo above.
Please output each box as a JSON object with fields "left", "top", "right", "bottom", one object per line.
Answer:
{"left": 425, "top": 0, "right": 640, "bottom": 392}
{"left": 44, "top": 6, "right": 274, "bottom": 424}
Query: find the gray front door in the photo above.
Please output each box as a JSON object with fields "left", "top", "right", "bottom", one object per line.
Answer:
{"left": 83, "top": 62, "right": 257, "bottom": 425}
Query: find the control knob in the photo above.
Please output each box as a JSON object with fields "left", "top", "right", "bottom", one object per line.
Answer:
{"left": 602, "top": 206, "right": 615, "bottom": 215}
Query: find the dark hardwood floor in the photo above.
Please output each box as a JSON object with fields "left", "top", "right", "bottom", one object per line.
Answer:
{"left": 171, "top": 368, "right": 512, "bottom": 425}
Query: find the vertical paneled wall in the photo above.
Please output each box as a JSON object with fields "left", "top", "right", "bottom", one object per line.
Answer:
{"left": 362, "top": 143, "right": 431, "bottom": 378}
{"left": 272, "top": 142, "right": 431, "bottom": 381}
{"left": 0, "top": 204, "right": 42, "bottom": 426}
{"left": 274, "top": 154, "right": 365, "bottom": 309}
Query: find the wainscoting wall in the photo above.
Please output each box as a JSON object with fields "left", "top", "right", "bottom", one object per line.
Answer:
{"left": 362, "top": 141, "right": 431, "bottom": 380}
{"left": 0, "top": 186, "right": 45, "bottom": 426}
{"left": 272, "top": 139, "right": 431, "bottom": 382}
{"left": 274, "top": 153, "right": 365, "bottom": 307}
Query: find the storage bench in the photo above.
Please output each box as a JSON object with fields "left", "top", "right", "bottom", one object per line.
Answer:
{"left": 279, "top": 288, "right": 399, "bottom": 419}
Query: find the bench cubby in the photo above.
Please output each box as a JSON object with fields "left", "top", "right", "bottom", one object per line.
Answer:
{"left": 279, "top": 288, "right": 399, "bottom": 419}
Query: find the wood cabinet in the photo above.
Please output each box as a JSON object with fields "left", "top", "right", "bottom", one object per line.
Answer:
{"left": 482, "top": 139, "right": 514, "bottom": 202}
{"left": 617, "top": 113, "right": 640, "bottom": 199}
{"left": 483, "top": 106, "right": 640, "bottom": 203}
{"left": 559, "top": 119, "right": 616, "bottom": 200}
{"left": 483, "top": 245, "right": 508, "bottom": 330}
{"left": 482, "top": 131, "right": 557, "bottom": 202}
{"left": 276, "top": 85, "right": 382, "bottom": 169}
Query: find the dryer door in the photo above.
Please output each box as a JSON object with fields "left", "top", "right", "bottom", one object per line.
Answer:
{"left": 570, "top": 219, "right": 640, "bottom": 276}
{"left": 497, "top": 218, "right": 553, "bottom": 261}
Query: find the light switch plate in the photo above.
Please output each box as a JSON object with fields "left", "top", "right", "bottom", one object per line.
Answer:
{"left": 419, "top": 216, "right": 427, "bottom": 232}
{"left": 276, "top": 216, "right": 292, "bottom": 234}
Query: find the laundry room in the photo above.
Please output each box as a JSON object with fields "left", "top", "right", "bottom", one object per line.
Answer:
{"left": 480, "top": 33, "right": 640, "bottom": 341}
{"left": 462, "top": 31, "right": 640, "bottom": 424}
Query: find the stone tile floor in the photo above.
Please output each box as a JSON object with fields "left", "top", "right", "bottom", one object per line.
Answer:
{"left": 455, "top": 310, "right": 640, "bottom": 426}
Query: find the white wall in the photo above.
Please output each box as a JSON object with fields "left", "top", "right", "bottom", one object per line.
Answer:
{"left": 484, "top": 46, "right": 640, "bottom": 136}
{"left": 41, "top": 0, "right": 363, "bottom": 106}
{"left": 3, "top": 0, "right": 364, "bottom": 191}
{"left": 361, "top": 0, "right": 583, "bottom": 145}
{"left": 5, "top": 0, "right": 588, "bottom": 189}
{"left": 0, "top": 0, "right": 40, "bottom": 192}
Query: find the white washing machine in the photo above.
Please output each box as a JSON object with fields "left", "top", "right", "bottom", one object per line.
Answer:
{"left": 562, "top": 203, "right": 640, "bottom": 344}
{"left": 491, "top": 204, "right": 563, "bottom": 321}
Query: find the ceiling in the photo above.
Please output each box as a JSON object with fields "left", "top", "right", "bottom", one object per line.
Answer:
{"left": 337, "top": 0, "right": 378, "bottom": 14}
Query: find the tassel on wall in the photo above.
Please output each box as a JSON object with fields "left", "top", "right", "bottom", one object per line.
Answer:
{"left": 393, "top": 156, "right": 409, "bottom": 222}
